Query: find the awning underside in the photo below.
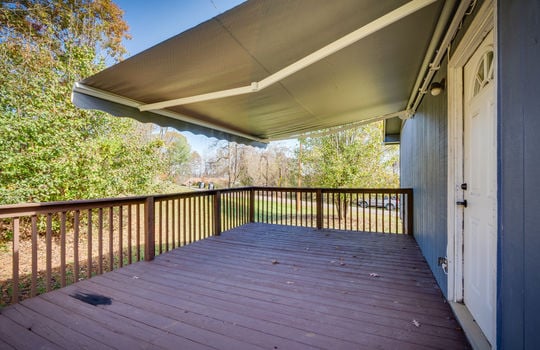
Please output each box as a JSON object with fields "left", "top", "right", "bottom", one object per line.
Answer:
{"left": 72, "top": 0, "right": 445, "bottom": 145}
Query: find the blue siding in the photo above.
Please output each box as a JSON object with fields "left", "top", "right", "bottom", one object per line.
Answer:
{"left": 498, "top": 0, "right": 540, "bottom": 348}
{"left": 400, "top": 63, "right": 448, "bottom": 296}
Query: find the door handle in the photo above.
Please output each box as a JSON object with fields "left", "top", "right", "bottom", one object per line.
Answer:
{"left": 456, "top": 200, "right": 468, "bottom": 208}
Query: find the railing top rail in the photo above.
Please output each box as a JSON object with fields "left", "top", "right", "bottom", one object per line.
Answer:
{"left": 0, "top": 186, "right": 412, "bottom": 218}
{"left": 251, "top": 187, "right": 412, "bottom": 194}
{"left": 0, "top": 196, "right": 148, "bottom": 218}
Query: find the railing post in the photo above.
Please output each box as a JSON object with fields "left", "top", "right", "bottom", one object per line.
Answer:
{"left": 407, "top": 190, "right": 414, "bottom": 235}
{"left": 316, "top": 189, "right": 323, "bottom": 230}
{"left": 249, "top": 188, "right": 255, "bottom": 223}
{"left": 145, "top": 196, "right": 155, "bottom": 261}
{"left": 214, "top": 191, "right": 222, "bottom": 236}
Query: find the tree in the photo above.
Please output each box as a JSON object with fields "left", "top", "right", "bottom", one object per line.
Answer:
{"left": 206, "top": 141, "right": 242, "bottom": 187}
{"left": 157, "top": 128, "right": 191, "bottom": 182}
{"left": 0, "top": 0, "right": 166, "bottom": 204}
{"left": 300, "top": 122, "right": 399, "bottom": 188}
{"left": 206, "top": 141, "right": 295, "bottom": 188}
{"left": 298, "top": 122, "right": 399, "bottom": 218}
{"left": 189, "top": 151, "right": 204, "bottom": 178}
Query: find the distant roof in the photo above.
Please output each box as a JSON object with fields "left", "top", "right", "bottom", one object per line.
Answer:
{"left": 73, "top": 0, "right": 445, "bottom": 146}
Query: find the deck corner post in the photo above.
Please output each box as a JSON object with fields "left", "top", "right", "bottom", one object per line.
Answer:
{"left": 214, "top": 190, "right": 222, "bottom": 236}
{"left": 144, "top": 196, "right": 156, "bottom": 261}
{"left": 316, "top": 189, "right": 323, "bottom": 230}
{"left": 249, "top": 188, "right": 255, "bottom": 223}
{"left": 407, "top": 190, "right": 414, "bottom": 235}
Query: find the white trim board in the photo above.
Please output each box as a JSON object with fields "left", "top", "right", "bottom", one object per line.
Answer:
{"left": 446, "top": 0, "right": 496, "bottom": 348}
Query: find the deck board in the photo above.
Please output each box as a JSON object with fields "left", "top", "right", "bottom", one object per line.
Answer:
{"left": 0, "top": 223, "right": 470, "bottom": 349}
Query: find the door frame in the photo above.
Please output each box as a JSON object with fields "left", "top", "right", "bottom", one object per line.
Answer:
{"left": 447, "top": 0, "right": 495, "bottom": 303}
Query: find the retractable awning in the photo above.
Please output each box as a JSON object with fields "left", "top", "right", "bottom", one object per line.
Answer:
{"left": 72, "top": 0, "right": 449, "bottom": 146}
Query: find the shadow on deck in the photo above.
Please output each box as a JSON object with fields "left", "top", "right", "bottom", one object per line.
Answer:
{"left": 0, "top": 223, "right": 469, "bottom": 349}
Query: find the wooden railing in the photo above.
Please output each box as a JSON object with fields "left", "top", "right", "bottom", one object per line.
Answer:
{"left": 252, "top": 188, "right": 413, "bottom": 234}
{"left": 0, "top": 187, "right": 412, "bottom": 305}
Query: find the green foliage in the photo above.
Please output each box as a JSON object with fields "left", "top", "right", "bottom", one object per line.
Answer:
{"left": 159, "top": 129, "right": 191, "bottom": 181}
{"left": 0, "top": 0, "right": 167, "bottom": 204}
{"left": 299, "top": 122, "right": 399, "bottom": 189}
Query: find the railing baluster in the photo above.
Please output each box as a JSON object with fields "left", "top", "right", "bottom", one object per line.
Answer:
{"left": 200, "top": 196, "right": 204, "bottom": 239}
{"left": 128, "top": 205, "right": 132, "bottom": 264}
{"left": 46, "top": 213, "right": 52, "bottom": 292}
{"left": 206, "top": 195, "right": 210, "bottom": 237}
{"left": 12, "top": 218, "right": 19, "bottom": 304}
{"left": 316, "top": 190, "right": 323, "bottom": 229}
{"left": 182, "top": 198, "right": 186, "bottom": 245}
{"left": 234, "top": 191, "right": 238, "bottom": 227}
{"left": 186, "top": 197, "right": 190, "bottom": 242}
{"left": 165, "top": 200, "right": 169, "bottom": 252}
{"left": 31, "top": 215, "right": 37, "bottom": 297}
{"left": 264, "top": 190, "right": 267, "bottom": 223}
{"left": 98, "top": 208, "right": 103, "bottom": 273}
{"left": 368, "top": 193, "right": 372, "bottom": 232}
{"left": 199, "top": 194, "right": 203, "bottom": 239}
{"left": 119, "top": 206, "right": 124, "bottom": 266}
{"left": 382, "top": 194, "right": 385, "bottom": 233}
{"left": 136, "top": 204, "right": 141, "bottom": 261}
{"left": 354, "top": 193, "right": 358, "bottom": 231}
{"left": 74, "top": 210, "right": 80, "bottom": 283}
{"left": 351, "top": 193, "right": 355, "bottom": 231}
{"left": 214, "top": 191, "right": 221, "bottom": 236}
{"left": 108, "top": 207, "right": 113, "bottom": 270}
{"left": 249, "top": 189, "right": 255, "bottom": 223}
{"left": 60, "top": 212, "right": 67, "bottom": 286}
{"left": 194, "top": 197, "right": 198, "bottom": 241}
{"left": 87, "top": 210, "right": 92, "bottom": 280}
{"left": 158, "top": 201, "right": 163, "bottom": 254}
{"left": 395, "top": 192, "right": 399, "bottom": 234}
{"left": 179, "top": 199, "right": 183, "bottom": 246}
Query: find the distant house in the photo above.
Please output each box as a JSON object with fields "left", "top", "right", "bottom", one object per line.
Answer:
{"left": 73, "top": 0, "right": 540, "bottom": 348}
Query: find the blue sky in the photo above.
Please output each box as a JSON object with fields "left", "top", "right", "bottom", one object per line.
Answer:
{"left": 114, "top": 0, "right": 246, "bottom": 58}
{"left": 112, "top": 0, "right": 245, "bottom": 155}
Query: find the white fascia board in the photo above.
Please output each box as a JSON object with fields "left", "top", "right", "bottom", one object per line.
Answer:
{"left": 139, "top": 0, "right": 437, "bottom": 112}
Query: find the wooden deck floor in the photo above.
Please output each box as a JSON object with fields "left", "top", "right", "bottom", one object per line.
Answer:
{"left": 0, "top": 223, "right": 469, "bottom": 349}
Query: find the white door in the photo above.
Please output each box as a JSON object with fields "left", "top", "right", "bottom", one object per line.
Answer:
{"left": 462, "top": 31, "right": 496, "bottom": 346}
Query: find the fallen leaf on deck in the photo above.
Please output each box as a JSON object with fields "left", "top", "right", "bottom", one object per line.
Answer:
{"left": 271, "top": 259, "right": 279, "bottom": 264}
{"left": 412, "top": 319, "right": 421, "bottom": 327}
{"left": 369, "top": 273, "right": 380, "bottom": 277}
{"left": 286, "top": 281, "right": 294, "bottom": 285}
{"left": 339, "top": 262, "right": 346, "bottom": 266}
{"left": 132, "top": 276, "right": 139, "bottom": 279}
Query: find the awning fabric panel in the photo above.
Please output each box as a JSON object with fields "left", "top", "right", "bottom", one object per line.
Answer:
{"left": 73, "top": 0, "right": 445, "bottom": 143}
{"left": 73, "top": 92, "right": 266, "bottom": 147}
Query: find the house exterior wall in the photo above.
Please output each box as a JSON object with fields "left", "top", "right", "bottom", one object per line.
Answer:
{"left": 498, "top": 0, "right": 540, "bottom": 348}
{"left": 400, "top": 62, "right": 448, "bottom": 296}
{"left": 402, "top": 0, "right": 540, "bottom": 347}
